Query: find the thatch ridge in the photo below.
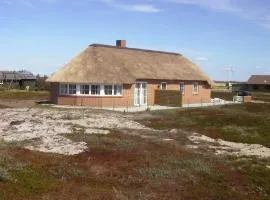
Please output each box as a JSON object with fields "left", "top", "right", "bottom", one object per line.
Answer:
{"left": 90, "top": 44, "right": 182, "bottom": 56}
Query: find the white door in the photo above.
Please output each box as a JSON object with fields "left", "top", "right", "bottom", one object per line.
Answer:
{"left": 134, "top": 82, "right": 147, "bottom": 106}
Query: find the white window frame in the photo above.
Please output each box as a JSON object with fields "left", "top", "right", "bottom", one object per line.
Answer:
{"left": 160, "top": 82, "right": 167, "bottom": 90}
{"left": 59, "top": 84, "right": 68, "bottom": 95}
{"left": 114, "top": 85, "right": 123, "bottom": 96}
{"left": 91, "top": 85, "right": 101, "bottom": 95}
{"left": 59, "top": 83, "right": 123, "bottom": 97}
{"left": 179, "top": 82, "right": 185, "bottom": 94}
{"left": 68, "top": 84, "right": 77, "bottom": 95}
{"left": 134, "top": 82, "right": 148, "bottom": 106}
{"left": 80, "top": 84, "right": 90, "bottom": 95}
{"left": 104, "top": 85, "right": 113, "bottom": 95}
{"left": 193, "top": 82, "right": 199, "bottom": 94}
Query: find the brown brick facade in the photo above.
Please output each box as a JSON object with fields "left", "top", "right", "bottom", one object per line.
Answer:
{"left": 143, "top": 80, "right": 211, "bottom": 105}
{"left": 49, "top": 80, "right": 211, "bottom": 107}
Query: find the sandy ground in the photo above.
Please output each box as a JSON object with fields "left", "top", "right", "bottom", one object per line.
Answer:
{"left": 0, "top": 108, "right": 149, "bottom": 155}
{"left": 188, "top": 133, "right": 270, "bottom": 158}
{"left": 0, "top": 107, "right": 269, "bottom": 158}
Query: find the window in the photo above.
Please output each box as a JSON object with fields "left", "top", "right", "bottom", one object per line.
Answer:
{"left": 104, "top": 85, "right": 113, "bottom": 95}
{"left": 69, "top": 84, "right": 77, "bottom": 95}
{"left": 60, "top": 83, "right": 123, "bottom": 96}
{"left": 161, "top": 82, "right": 167, "bottom": 90}
{"left": 80, "top": 85, "right": 89, "bottom": 95}
{"left": 193, "top": 83, "right": 199, "bottom": 94}
{"left": 114, "top": 85, "right": 123, "bottom": 95}
{"left": 60, "top": 84, "right": 68, "bottom": 95}
{"left": 180, "top": 82, "right": 185, "bottom": 94}
{"left": 91, "top": 85, "right": 100, "bottom": 95}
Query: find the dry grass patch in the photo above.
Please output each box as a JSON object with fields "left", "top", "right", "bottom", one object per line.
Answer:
{"left": 142, "top": 103, "right": 270, "bottom": 147}
{"left": 0, "top": 90, "right": 49, "bottom": 100}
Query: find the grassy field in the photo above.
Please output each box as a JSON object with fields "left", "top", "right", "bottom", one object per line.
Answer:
{"left": 211, "top": 90, "right": 270, "bottom": 102}
{"left": 252, "top": 92, "right": 270, "bottom": 102}
{"left": 142, "top": 103, "right": 270, "bottom": 148}
{"left": 0, "top": 103, "right": 269, "bottom": 199}
{"left": 0, "top": 90, "right": 49, "bottom": 100}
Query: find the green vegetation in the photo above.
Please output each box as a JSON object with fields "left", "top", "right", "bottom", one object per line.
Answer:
{"left": 0, "top": 90, "right": 49, "bottom": 100}
{"left": 252, "top": 92, "right": 270, "bottom": 102}
{"left": 143, "top": 103, "right": 270, "bottom": 147}
{"left": 0, "top": 104, "right": 269, "bottom": 199}
{"left": 1, "top": 130, "right": 269, "bottom": 199}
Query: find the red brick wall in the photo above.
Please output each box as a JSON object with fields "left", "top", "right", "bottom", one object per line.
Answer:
{"left": 50, "top": 82, "right": 59, "bottom": 104}
{"left": 139, "top": 80, "right": 211, "bottom": 105}
{"left": 50, "top": 83, "right": 134, "bottom": 107}
{"left": 49, "top": 80, "right": 211, "bottom": 107}
{"left": 181, "top": 83, "right": 211, "bottom": 104}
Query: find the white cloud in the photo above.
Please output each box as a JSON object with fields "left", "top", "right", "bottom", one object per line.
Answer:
{"left": 165, "top": 0, "right": 270, "bottom": 29}
{"left": 194, "top": 56, "right": 208, "bottom": 61}
{"left": 167, "top": 0, "right": 237, "bottom": 12}
{"left": 222, "top": 66, "right": 236, "bottom": 72}
{"left": 2, "top": 0, "right": 34, "bottom": 7}
{"left": 99, "top": 0, "right": 162, "bottom": 13}
{"left": 129, "top": 5, "right": 161, "bottom": 13}
{"left": 1, "top": 0, "right": 162, "bottom": 13}
{"left": 3, "top": 1, "right": 13, "bottom": 5}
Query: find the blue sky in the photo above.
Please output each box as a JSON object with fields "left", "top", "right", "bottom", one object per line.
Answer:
{"left": 0, "top": 0, "right": 270, "bottom": 81}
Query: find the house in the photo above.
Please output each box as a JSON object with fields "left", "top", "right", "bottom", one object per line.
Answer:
{"left": 0, "top": 70, "right": 36, "bottom": 89}
{"left": 46, "top": 40, "right": 212, "bottom": 107}
{"left": 213, "top": 80, "right": 244, "bottom": 90}
{"left": 244, "top": 75, "right": 270, "bottom": 92}
{"left": 212, "top": 80, "right": 228, "bottom": 89}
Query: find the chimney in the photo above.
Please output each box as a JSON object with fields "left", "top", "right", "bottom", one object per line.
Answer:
{"left": 116, "top": 40, "right": 126, "bottom": 48}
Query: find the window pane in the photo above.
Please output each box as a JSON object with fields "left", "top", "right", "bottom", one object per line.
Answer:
{"left": 180, "top": 83, "right": 185, "bottom": 93}
{"left": 60, "top": 84, "right": 68, "bottom": 94}
{"left": 193, "top": 83, "right": 199, "bottom": 93}
{"left": 69, "top": 84, "right": 77, "bottom": 94}
{"left": 91, "top": 85, "right": 100, "bottom": 95}
{"left": 80, "top": 85, "right": 89, "bottom": 94}
{"left": 114, "top": 85, "right": 123, "bottom": 95}
{"left": 114, "top": 85, "right": 117, "bottom": 95}
{"left": 105, "top": 85, "right": 113, "bottom": 95}
{"left": 118, "top": 85, "right": 123, "bottom": 95}
{"left": 161, "top": 83, "right": 167, "bottom": 90}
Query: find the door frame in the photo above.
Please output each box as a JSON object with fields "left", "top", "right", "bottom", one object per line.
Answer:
{"left": 134, "top": 82, "right": 148, "bottom": 106}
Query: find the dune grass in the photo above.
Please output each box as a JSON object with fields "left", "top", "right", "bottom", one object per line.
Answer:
{"left": 142, "top": 103, "right": 270, "bottom": 148}
{"left": 0, "top": 104, "right": 269, "bottom": 199}
{"left": 1, "top": 131, "right": 269, "bottom": 199}
{"left": 0, "top": 90, "right": 49, "bottom": 100}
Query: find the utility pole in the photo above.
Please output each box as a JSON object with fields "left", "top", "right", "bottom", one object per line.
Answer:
{"left": 223, "top": 66, "right": 236, "bottom": 89}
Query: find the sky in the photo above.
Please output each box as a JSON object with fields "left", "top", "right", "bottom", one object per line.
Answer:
{"left": 0, "top": 0, "right": 270, "bottom": 81}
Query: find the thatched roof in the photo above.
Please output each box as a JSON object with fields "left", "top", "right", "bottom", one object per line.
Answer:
{"left": 47, "top": 44, "right": 211, "bottom": 84}
{"left": 247, "top": 75, "right": 270, "bottom": 85}
{"left": 0, "top": 70, "right": 36, "bottom": 81}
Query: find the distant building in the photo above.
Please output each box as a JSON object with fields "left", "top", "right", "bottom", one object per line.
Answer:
{"left": 213, "top": 80, "right": 244, "bottom": 90}
{"left": 244, "top": 75, "right": 270, "bottom": 92}
{"left": 0, "top": 70, "right": 36, "bottom": 89}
